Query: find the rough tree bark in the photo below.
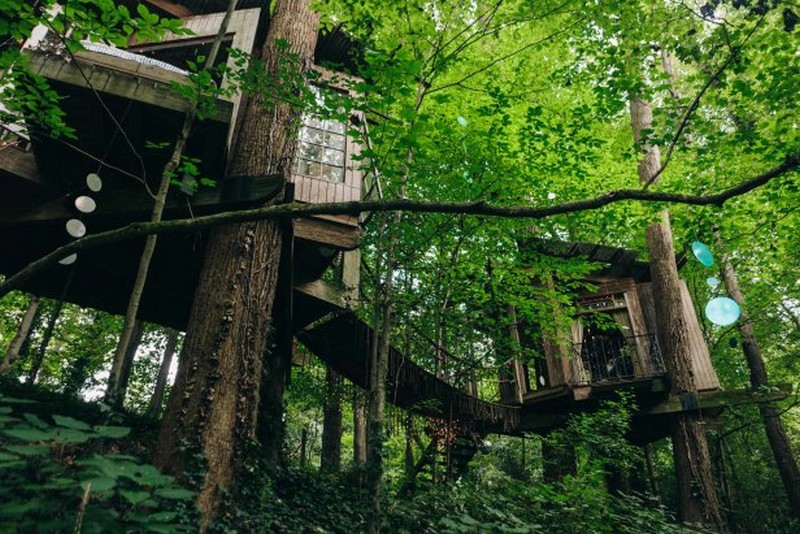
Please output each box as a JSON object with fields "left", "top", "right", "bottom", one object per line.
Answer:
{"left": 0, "top": 295, "right": 40, "bottom": 375}
{"left": 631, "top": 86, "right": 724, "bottom": 529}
{"left": 147, "top": 328, "right": 179, "bottom": 418}
{"left": 717, "top": 235, "right": 800, "bottom": 520}
{"left": 153, "top": 0, "right": 319, "bottom": 524}
{"left": 320, "top": 367, "right": 343, "bottom": 472}
{"left": 646, "top": 213, "right": 724, "bottom": 529}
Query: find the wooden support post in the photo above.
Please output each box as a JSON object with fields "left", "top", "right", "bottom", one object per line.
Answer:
{"left": 647, "top": 213, "right": 723, "bottom": 529}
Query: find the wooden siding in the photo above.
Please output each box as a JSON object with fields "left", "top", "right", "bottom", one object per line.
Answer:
{"left": 637, "top": 282, "right": 719, "bottom": 391}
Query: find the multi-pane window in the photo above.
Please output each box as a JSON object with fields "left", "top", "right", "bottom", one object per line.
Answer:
{"left": 294, "top": 117, "right": 347, "bottom": 183}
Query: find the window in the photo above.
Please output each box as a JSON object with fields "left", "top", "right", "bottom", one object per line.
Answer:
{"left": 294, "top": 117, "right": 347, "bottom": 182}
{"left": 294, "top": 86, "right": 348, "bottom": 183}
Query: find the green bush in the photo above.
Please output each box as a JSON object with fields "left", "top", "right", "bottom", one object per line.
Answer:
{"left": 0, "top": 394, "right": 197, "bottom": 532}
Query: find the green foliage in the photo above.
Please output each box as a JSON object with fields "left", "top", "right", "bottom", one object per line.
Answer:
{"left": 0, "top": 393, "right": 197, "bottom": 532}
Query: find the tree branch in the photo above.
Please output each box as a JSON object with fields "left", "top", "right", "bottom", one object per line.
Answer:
{"left": 1, "top": 149, "right": 797, "bottom": 299}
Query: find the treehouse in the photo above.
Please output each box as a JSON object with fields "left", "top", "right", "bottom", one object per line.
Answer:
{"left": 500, "top": 239, "right": 725, "bottom": 443}
{"left": 0, "top": 3, "right": 365, "bottom": 330}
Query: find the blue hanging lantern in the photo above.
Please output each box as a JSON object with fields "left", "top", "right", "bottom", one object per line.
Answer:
{"left": 706, "top": 276, "right": 720, "bottom": 289}
{"left": 705, "top": 297, "right": 741, "bottom": 326}
{"left": 692, "top": 241, "right": 715, "bottom": 267}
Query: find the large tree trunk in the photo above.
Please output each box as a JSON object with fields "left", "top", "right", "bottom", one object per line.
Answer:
{"left": 718, "top": 239, "right": 800, "bottom": 520}
{"left": 147, "top": 328, "right": 179, "bottom": 418}
{"left": 320, "top": 367, "right": 343, "bottom": 472}
{"left": 153, "top": 0, "right": 319, "bottom": 525}
{"left": 647, "top": 214, "right": 724, "bottom": 529}
{"left": 631, "top": 87, "right": 723, "bottom": 528}
{"left": 1, "top": 295, "right": 40, "bottom": 375}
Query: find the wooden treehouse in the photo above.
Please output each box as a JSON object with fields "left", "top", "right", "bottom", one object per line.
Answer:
{"left": 498, "top": 239, "right": 788, "bottom": 444}
{"left": 0, "top": 3, "right": 363, "bottom": 331}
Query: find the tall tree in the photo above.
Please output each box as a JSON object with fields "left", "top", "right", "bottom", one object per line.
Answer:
{"left": 0, "top": 295, "right": 40, "bottom": 375}
{"left": 154, "top": 0, "right": 320, "bottom": 523}
{"left": 147, "top": 328, "right": 180, "bottom": 418}
{"left": 717, "top": 233, "right": 800, "bottom": 520}
{"left": 321, "top": 367, "right": 344, "bottom": 471}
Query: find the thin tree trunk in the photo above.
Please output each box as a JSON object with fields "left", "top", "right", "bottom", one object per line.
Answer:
{"left": 1, "top": 295, "right": 40, "bottom": 375}
{"left": 147, "top": 328, "right": 179, "bottom": 418}
{"left": 153, "top": 0, "right": 319, "bottom": 525}
{"left": 717, "top": 235, "right": 800, "bottom": 520}
{"left": 647, "top": 214, "right": 724, "bottom": 529}
{"left": 107, "top": 0, "right": 238, "bottom": 409}
{"left": 644, "top": 444, "right": 661, "bottom": 499}
{"left": 353, "top": 388, "right": 368, "bottom": 465}
{"left": 29, "top": 299, "right": 64, "bottom": 383}
{"left": 106, "top": 320, "right": 144, "bottom": 407}
{"left": 320, "top": 367, "right": 343, "bottom": 472}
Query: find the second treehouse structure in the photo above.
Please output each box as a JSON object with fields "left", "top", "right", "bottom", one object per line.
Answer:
{"left": 499, "top": 238, "right": 785, "bottom": 445}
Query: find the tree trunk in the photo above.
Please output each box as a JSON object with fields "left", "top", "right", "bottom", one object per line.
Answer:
{"left": 631, "top": 85, "right": 723, "bottom": 528}
{"left": 718, "top": 238, "right": 800, "bottom": 520}
{"left": 353, "top": 389, "right": 368, "bottom": 465}
{"left": 647, "top": 214, "right": 724, "bottom": 529}
{"left": 1, "top": 295, "right": 40, "bottom": 375}
{"left": 153, "top": 0, "right": 319, "bottom": 525}
{"left": 107, "top": 320, "right": 144, "bottom": 408}
{"left": 320, "top": 367, "right": 343, "bottom": 472}
{"left": 29, "top": 299, "right": 63, "bottom": 383}
{"left": 542, "top": 439, "right": 576, "bottom": 483}
{"left": 147, "top": 328, "right": 179, "bottom": 418}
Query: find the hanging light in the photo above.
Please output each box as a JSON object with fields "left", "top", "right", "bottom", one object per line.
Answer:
{"left": 86, "top": 173, "right": 103, "bottom": 192}
{"left": 706, "top": 276, "right": 720, "bottom": 289}
{"left": 66, "top": 219, "right": 86, "bottom": 238}
{"left": 705, "top": 297, "right": 741, "bottom": 326}
{"left": 58, "top": 253, "right": 77, "bottom": 265}
{"left": 691, "top": 240, "right": 714, "bottom": 267}
{"left": 74, "top": 196, "right": 96, "bottom": 213}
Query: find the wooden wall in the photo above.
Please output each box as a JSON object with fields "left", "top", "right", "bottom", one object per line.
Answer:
{"left": 637, "top": 281, "right": 720, "bottom": 391}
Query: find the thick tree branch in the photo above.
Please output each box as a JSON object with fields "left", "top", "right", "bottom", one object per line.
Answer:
{"left": 0, "top": 149, "right": 797, "bottom": 299}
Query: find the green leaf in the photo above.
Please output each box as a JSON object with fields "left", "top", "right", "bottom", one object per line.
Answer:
{"left": 155, "top": 487, "right": 195, "bottom": 500}
{"left": 52, "top": 415, "right": 92, "bottom": 431}
{"left": 0, "top": 452, "right": 18, "bottom": 461}
{"left": 120, "top": 489, "right": 151, "bottom": 505}
{"left": 94, "top": 425, "right": 130, "bottom": 438}
{"left": 3, "top": 427, "right": 53, "bottom": 441}
{"left": 5, "top": 444, "right": 51, "bottom": 456}
{"left": 84, "top": 477, "right": 116, "bottom": 492}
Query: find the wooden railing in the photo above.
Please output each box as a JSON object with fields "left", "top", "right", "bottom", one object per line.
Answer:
{"left": 569, "top": 334, "right": 665, "bottom": 386}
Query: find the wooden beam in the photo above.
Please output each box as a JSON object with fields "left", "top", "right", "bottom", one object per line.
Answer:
{"left": 295, "top": 217, "right": 360, "bottom": 250}
{"left": 0, "top": 176, "right": 283, "bottom": 227}
{"left": 0, "top": 146, "right": 42, "bottom": 186}
{"left": 295, "top": 278, "right": 349, "bottom": 310}
{"left": 24, "top": 50, "right": 232, "bottom": 123}
{"left": 645, "top": 384, "right": 792, "bottom": 416}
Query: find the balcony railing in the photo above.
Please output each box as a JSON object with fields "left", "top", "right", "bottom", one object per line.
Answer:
{"left": 570, "top": 334, "right": 665, "bottom": 386}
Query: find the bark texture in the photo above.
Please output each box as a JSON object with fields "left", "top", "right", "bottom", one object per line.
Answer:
{"left": 153, "top": 0, "right": 319, "bottom": 524}
{"left": 1, "top": 295, "right": 40, "bottom": 374}
{"left": 320, "top": 367, "right": 343, "bottom": 472}
{"left": 147, "top": 328, "right": 179, "bottom": 418}
{"left": 107, "top": 320, "right": 144, "bottom": 407}
{"left": 646, "top": 214, "right": 724, "bottom": 530}
{"left": 353, "top": 389, "right": 368, "bottom": 464}
{"left": 719, "top": 244, "right": 800, "bottom": 520}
